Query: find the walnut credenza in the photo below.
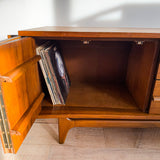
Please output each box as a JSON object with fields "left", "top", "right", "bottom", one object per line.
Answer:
{"left": 1, "top": 27, "right": 160, "bottom": 153}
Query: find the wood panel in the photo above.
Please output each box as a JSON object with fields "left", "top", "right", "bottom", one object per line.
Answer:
{"left": 11, "top": 93, "right": 44, "bottom": 153}
{"left": 18, "top": 26, "right": 160, "bottom": 39}
{"left": 60, "top": 40, "right": 131, "bottom": 83}
{"left": 0, "top": 37, "right": 44, "bottom": 153}
{"left": 0, "top": 37, "right": 42, "bottom": 129}
{"left": 149, "top": 52, "right": 160, "bottom": 114}
{"left": 126, "top": 41, "right": 159, "bottom": 112}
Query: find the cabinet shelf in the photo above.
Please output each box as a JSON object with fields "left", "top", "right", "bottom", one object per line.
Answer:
{"left": 39, "top": 82, "right": 160, "bottom": 120}
{"left": 42, "top": 82, "right": 137, "bottom": 109}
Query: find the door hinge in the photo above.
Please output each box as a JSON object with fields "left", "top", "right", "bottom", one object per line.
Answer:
{"left": 0, "top": 86, "right": 13, "bottom": 149}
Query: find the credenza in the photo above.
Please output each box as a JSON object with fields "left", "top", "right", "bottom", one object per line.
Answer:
{"left": 1, "top": 26, "right": 160, "bottom": 153}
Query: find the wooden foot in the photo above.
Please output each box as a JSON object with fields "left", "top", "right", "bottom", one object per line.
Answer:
{"left": 58, "top": 118, "right": 74, "bottom": 144}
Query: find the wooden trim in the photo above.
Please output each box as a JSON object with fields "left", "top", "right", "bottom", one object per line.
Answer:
{"left": 0, "top": 36, "right": 21, "bottom": 45}
{"left": 7, "top": 35, "right": 18, "bottom": 39}
{"left": 38, "top": 106, "right": 160, "bottom": 120}
{"left": 58, "top": 118, "right": 160, "bottom": 144}
{"left": 9, "top": 92, "right": 44, "bottom": 153}
{"left": 0, "top": 55, "right": 41, "bottom": 83}
{"left": 0, "top": 76, "right": 12, "bottom": 83}
{"left": 11, "top": 92, "right": 44, "bottom": 134}
{"left": 74, "top": 119, "right": 160, "bottom": 128}
{"left": 19, "top": 26, "right": 160, "bottom": 39}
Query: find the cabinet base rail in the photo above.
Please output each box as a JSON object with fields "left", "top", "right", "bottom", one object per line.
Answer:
{"left": 58, "top": 118, "right": 160, "bottom": 144}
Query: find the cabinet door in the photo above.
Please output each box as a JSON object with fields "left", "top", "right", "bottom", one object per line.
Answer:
{"left": 126, "top": 41, "right": 159, "bottom": 112}
{"left": 149, "top": 60, "right": 160, "bottom": 114}
{"left": 0, "top": 37, "right": 44, "bottom": 153}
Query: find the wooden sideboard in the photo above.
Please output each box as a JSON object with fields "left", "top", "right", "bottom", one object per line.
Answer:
{"left": 1, "top": 26, "right": 160, "bottom": 153}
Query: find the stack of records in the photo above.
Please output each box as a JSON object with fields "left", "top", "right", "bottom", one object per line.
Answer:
{"left": 36, "top": 41, "right": 70, "bottom": 105}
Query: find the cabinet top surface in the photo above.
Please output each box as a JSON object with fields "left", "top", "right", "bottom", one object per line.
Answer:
{"left": 18, "top": 26, "right": 160, "bottom": 39}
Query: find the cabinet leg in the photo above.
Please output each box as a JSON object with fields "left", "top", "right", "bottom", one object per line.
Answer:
{"left": 58, "top": 118, "right": 74, "bottom": 144}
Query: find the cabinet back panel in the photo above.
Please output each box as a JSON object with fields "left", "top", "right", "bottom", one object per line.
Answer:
{"left": 59, "top": 41, "right": 131, "bottom": 83}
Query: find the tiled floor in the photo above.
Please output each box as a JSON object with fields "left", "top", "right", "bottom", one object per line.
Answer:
{"left": 1, "top": 119, "right": 160, "bottom": 160}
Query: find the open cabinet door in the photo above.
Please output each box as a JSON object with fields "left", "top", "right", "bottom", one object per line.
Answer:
{"left": 126, "top": 41, "right": 159, "bottom": 112}
{"left": 0, "top": 37, "right": 44, "bottom": 153}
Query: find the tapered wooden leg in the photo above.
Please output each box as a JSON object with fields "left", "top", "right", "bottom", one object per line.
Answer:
{"left": 58, "top": 118, "right": 74, "bottom": 144}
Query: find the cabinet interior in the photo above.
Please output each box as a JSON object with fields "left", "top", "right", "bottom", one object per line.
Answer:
{"left": 36, "top": 39, "right": 158, "bottom": 115}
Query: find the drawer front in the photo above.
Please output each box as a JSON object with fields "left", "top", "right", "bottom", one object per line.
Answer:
{"left": 149, "top": 61, "right": 160, "bottom": 114}
{"left": 153, "top": 80, "right": 160, "bottom": 97}
{"left": 156, "top": 64, "right": 160, "bottom": 79}
{"left": 150, "top": 101, "right": 160, "bottom": 114}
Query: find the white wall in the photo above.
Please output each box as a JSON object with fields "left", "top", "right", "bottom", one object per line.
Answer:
{"left": 0, "top": 0, "right": 160, "bottom": 40}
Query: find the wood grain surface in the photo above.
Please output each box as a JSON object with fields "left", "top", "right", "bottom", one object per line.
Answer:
{"left": 19, "top": 26, "right": 160, "bottom": 39}
{"left": 0, "top": 37, "right": 44, "bottom": 153}
{"left": 126, "top": 41, "right": 159, "bottom": 112}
